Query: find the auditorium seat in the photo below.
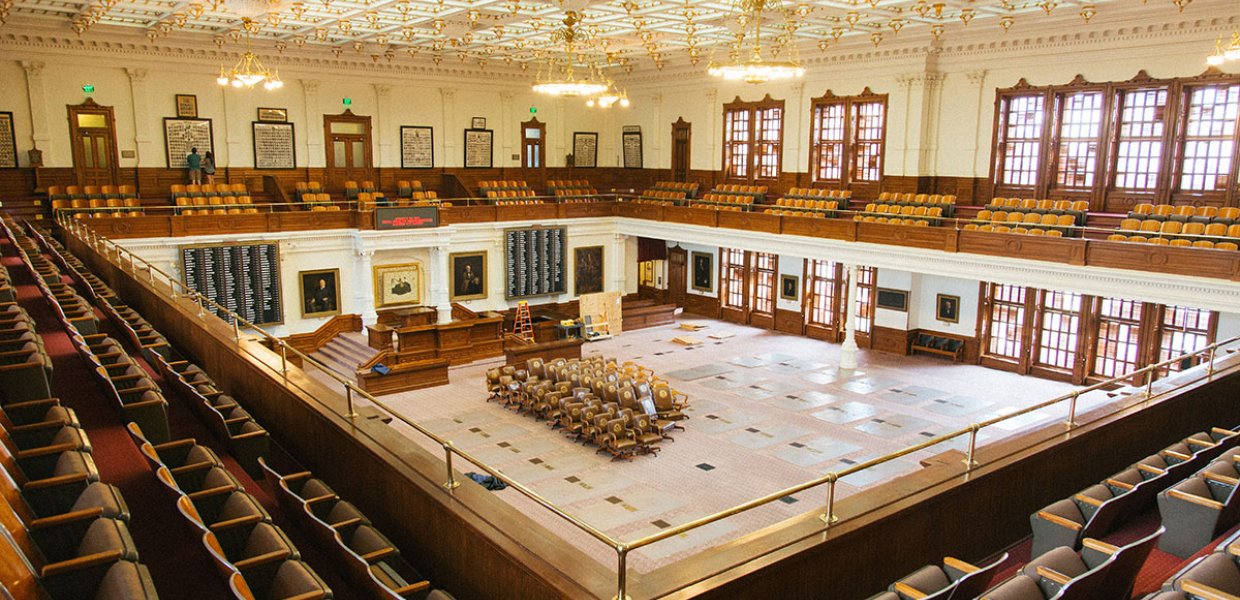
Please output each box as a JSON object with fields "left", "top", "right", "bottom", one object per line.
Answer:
{"left": 1162, "top": 551, "right": 1240, "bottom": 596}
{"left": 227, "top": 559, "right": 333, "bottom": 600}
{"left": 889, "top": 553, "right": 1007, "bottom": 600}
{"left": 0, "top": 494, "right": 140, "bottom": 568}
{"left": 0, "top": 525, "right": 158, "bottom": 600}
{"left": 1157, "top": 456, "right": 1240, "bottom": 557}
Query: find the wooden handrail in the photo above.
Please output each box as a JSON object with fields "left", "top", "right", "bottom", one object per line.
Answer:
{"left": 280, "top": 313, "right": 363, "bottom": 355}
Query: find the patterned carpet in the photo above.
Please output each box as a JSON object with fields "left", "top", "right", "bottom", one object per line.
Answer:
{"left": 318, "top": 318, "right": 1083, "bottom": 572}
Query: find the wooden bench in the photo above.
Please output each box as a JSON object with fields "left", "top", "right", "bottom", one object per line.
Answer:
{"left": 910, "top": 330, "right": 967, "bottom": 363}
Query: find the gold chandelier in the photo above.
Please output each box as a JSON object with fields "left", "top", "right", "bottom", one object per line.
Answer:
{"left": 217, "top": 18, "right": 284, "bottom": 90}
{"left": 1207, "top": 31, "right": 1240, "bottom": 66}
{"left": 708, "top": 0, "right": 805, "bottom": 84}
{"left": 532, "top": 11, "right": 608, "bottom": 97}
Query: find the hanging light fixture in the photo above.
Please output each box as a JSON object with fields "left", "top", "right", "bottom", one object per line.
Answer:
{"left": 531, "top": 11, "right": 608, "bottom": 97}
{"left": 1207, "top": 31, "right": 1240, "bottom": 66}
{"left": 707, "top": 0, "right": 804, "bottom": 84}
{"left": 216, "top": 18, "right": 284, "bottom": 90}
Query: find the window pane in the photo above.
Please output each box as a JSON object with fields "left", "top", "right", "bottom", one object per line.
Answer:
{"left": 724, "top": 109, "right": 750, "bottom": 179}
{"left": 1113, "top": 88, "right": 1168, "bottom": 190}
{"left": 986, "top": 283, "right": 1026, "bottom": 360}
{"left": 1159, "top": 306, "right": 1213, "bottom": 373}
{"left": 812, "top": 103, "right": 846, "bottom": 182}
{"left": 81, "top": 137, "right": 95, "bottom": 168}
{"left": 332, "top": 141, "right": 346, "bottom": 168}
{"left": 351, "top": 141, "right": 366, "bottom": 167}
{"left": 1035, "top": 291, "right": 1081, "bottom": 370}
{"left": 754, "top": 107, "right": 782, "bottom": 179}
{"left": 807, "top": 260, "right": 837, "bottom": 326}
{"left": 853, "top": 266, "right": 875, "bottom": 335}
{"left": 1180, "top": 84, "right": 1239, "bottom": 191}
{"left": 1092, "top": 298, "right": 1143, "bottom": 378}
{"left": 851, "top": 101, "right": 885, "bottom": 183}
{"left": 999, "top": 95, "right": 1045, "bottom": 187}
{"left": 330, "top": 122, "right": 365, "bottom": 134}
{"left": 751, "top": 252, "right": 776, "bottom": 314}
{"left": 77, "top": 114, "right": 107, "bottom": 128}
{"left": 1054, "top": 92, "right": 1103, "bottom": 189}
{"left": 721, "top": 248, "right": 746, "bottom": 310}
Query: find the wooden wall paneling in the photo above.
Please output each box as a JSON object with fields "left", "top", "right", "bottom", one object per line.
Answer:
{"left": 957, "top": 232, "right": 1086, "bottom": 266}
{"left": 780, "top": 216, "right": 856, "bottom": 241}
{"left": 664, "top": 206, "right": 719, "bottom": 227}
{"left": 684, "top": 293, "right": 721, "bottom": 319}
{"left": 718, "top": 211, "right": 781, "bottom": 234}
{"left": 870, "top": 326, "right": 913, "bottom": 355}
{"left": 1085, "top": 240, "right": 1240, "bottom": 280}
{"left": 855, "top": 222, "right": 955, "bottom": 252}
{"left": 774, "top": 308, "right": 804, "bottom": 335}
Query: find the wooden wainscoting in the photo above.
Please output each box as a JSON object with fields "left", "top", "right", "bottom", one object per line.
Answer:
{"left": 774, "top": 309, "right": 804, "bottom": 336}
{"left": 280, "top": 313, "right": 363, "bottom": 354}
{"left": 684, "top": 293, "right": 721, "bottom": 319}
{"left": 871, "top": 326, "right": 914, "bottom": 356}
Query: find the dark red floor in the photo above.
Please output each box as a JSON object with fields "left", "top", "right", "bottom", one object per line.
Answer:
{"left": 2, "top": 231, "right": 360, "bottom": 599}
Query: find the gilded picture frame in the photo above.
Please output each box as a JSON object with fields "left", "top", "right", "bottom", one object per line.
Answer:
{"left": 373, "top": 262, "right": 422, "bottom": 308}
{"left": 450, "top": 251, "right": 487, "bottom": 301}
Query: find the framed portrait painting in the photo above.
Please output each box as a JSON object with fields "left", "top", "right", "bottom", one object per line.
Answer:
{"left": 574, "top": 246, "right": 604, "bottom": 296}
{"left": 937, "top": 294, "right": 960, "bottom": 323}
{"left": 450, "top": 251, "right": 487, "bottom": 301}
{"left": 373, "top": 263, "right": 422, "bottom": 308}
{"left": 780, "top": 274, "right": 799, "bottom": 301}
{"left": 691, "top": 251, "right": 713, "bottom": 292}
{"left": 299, "top": 268, "right": 341, "bottom": 318}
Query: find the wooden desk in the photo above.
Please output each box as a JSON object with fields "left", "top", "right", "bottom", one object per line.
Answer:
{"left": 369, "top": 306, "right": 438, "bottom": 351}
{"left": 392, "top": 311, "right": 504, "bottom": 366}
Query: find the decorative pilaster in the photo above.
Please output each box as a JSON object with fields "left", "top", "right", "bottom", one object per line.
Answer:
{"left": 21, "top": 61, "right": 51, "bottom": 166}
{"left": 611, "top": 233, "right": 628, "bottom": 292}
{"left": 789, "top": 82, "right": 806, "bottom": 178}
{"left": 302, "top": 79, "right": 323, "bottom": 167}
{"left": 374, "top": 84, "right": 392, "bottom": 167}
{"left": 500, "top": 92, "right": 514, "bottom": 166}
{"left": 650, "top": 93, "right": 663, "bottom": 169}
{"left": 966, "top": 70, "right": 989, "bottom": 178}
{"left": 704, "top": 87, "right": 719, "bottom": 171}
{"left": 125, "top": 68, "right": 151, "bottom": 167}
{"left": 840, "top": 264, "right": 860, "bottom": 370}
{"left": 356, "top": 249, "right": 377, "bottom": 324}
{"left": 897, "top": 71, "right": 945, "bottom": 177}
{"left": 429, "top": 245, "right": 452, "bottom": 323}
{"left": 440, "top": 87, "right": 456, "bottom": 167}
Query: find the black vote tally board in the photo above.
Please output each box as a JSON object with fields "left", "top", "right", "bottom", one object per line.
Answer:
{"left": 505, "top": 227, "right": 566, "bottom": 299}
{"left": 181, "top": 243, "right": 282, "bottom": 325}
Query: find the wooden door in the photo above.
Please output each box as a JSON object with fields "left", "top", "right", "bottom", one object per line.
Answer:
{"left": 521, "top": 117, "right": 546, "bottom": 170}
{"left": 668, "top": 246, "right": 687, "bottom": 306}
{"left": 67, "top": 99, "right": 118, "bottom": 187}
{"left": 324, "top": 112, "right": 373, "bottom": 190}
{"left": 671, "top": 117, "right": 691, "bottom": 182}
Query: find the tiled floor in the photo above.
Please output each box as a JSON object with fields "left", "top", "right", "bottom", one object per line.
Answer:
{"left": 315, "top": 318, "right": 1084, "bottom": 572}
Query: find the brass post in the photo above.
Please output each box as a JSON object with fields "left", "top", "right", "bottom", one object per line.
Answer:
{"left": 819, "top": 472, "right": 839, "bottom": 526}
{"left": 965, "top": 423, "right": 980, "bottom": 468}
{"left": 443, "top": 443, "right": 460, "bottom": 490}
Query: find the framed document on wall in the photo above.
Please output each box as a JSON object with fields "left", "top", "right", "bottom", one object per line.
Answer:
{"left": 0, "top": 112, "right": 17, "bottom": 169}
{"left": 175, "top": 94, "right": 198, "bottom": 118}
{"left": 163, "top": 118, "right": 214, "bottom": 169}
{"left": 252, "top": 122, "right": 296, "bottom": 169}
{"left": 572, "top": 132, "right": 597, "bottom": 168}
{"left": 622, "top": 131, "right": 642, "bottom": 169}
{"left": 464, "top": 129, "right": 492, "bottom": 168}
{"left": 400, "top": 126, "right": 434, "bottom": 168}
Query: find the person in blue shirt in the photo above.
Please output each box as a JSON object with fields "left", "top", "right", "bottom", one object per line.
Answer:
{"left": 186, "top": 147, "right": 202, "bottom": 185}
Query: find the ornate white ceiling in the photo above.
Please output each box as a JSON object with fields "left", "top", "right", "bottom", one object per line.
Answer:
{"left": 0, "top": 0, "right": 1224, "bottom": 76}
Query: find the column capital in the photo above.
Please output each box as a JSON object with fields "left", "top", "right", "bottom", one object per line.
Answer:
{"left": 440, "top": 87, "right": 456, "bottom": 101}
{"left": 301, "top": 79, "right": 320, "bottom": 93}
{"left": 500, "top": 91, "right": 515, "bottom": 102}
{"left": 966, "top": 70, "right": 988, "bottom": 85}
{"left": 374, "top": 84, "right": 392, "bottom": 96}
{"left": 125, "top": 67, "right": 148, "bottom": 83}
{"left": 20, "top": 61, "right": 45, "bottom": 78}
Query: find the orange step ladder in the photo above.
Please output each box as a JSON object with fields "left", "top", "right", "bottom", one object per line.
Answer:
{"left": 513, "top": 301, "right": 534, "bottom": 342}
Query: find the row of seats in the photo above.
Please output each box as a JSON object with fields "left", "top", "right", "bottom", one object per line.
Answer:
{"left": 878, "top": 192, "right": 959, "bottom": 205}
{"left": 344, "top": 180, "right": 378, "bottom": 200}
{"left": 1129, "top": 203, "right": 1240, "bottom": 225}
{"left": 174, "top": 195, "right": 260, "bottom": 216}
{"left": 546, "top": 179, "right": 593, "bottom": 192}
{"left": 1117, "top": 219, "right": 1240, "bottom": 242}
{"left": 985, "top": 197, "right": 1087, "bottom": 213}
{"left": 53, "top": 198, "right": 145, "bottom": 219}
{"left": 0, "top": 302, "right": 51, "bottom": 405}
{"left": 478, "top": 180, "right": 534, "bottom": 195}
{"left": 170, "top": 183, "right": 249, "bottom": 198}
{"left": 0, "top": 264, "right": 11, "bottom": 305}
{"left": 689, "top": 202, "right": 746, "bottom": 212}
{"left": 486, "top": 190, "right": 539, "bottom": 199}
{"left": 395, "top": 180, "right": 426, "bottom": 198}
{"left": 487, "top": 357, "right": 688, "bottom": 461}
{"left": 963, "top": 223, "right": 1068, "bottom": 237}
{"left": 705, "top": 184, "right": 767, "bottom": 203}
{"left": 0, "top": 217, "right": 161, "bottom": 599}
{"left": 784, "top": 187, "right": 852, "bottom": 201}
{"left": 299, "top": 192, "right": 336, "bottom": 210}
{"left": 1032, "top": 428, "right": 1238, "bottom": 558}
{"left": 649, "top": 181, "right": 699, "bottom": 198}
{"left": 634, "top": 189, "right": 688, "bottom": 204}
{"left": 48, "top": 184, "right": 139, "bottom": 201}
{"left": 854, "top": 205, "right": 946, "bottom": 226}
{"left": 974, "top": 210, "right": 1080, "bottom": 232}
{"left": 855, "top": 216, "right": 935, "bottom": 227}
{"left": 292, "top": 181, "right": 325, "bottom": 201}
{"left": 1105, "top": 235, "right": 1239, "bottom": 250}
{"left": 128, "top": 422, "right": 332, "bottom": 599}
{"left": 262, "top": 458, "right": 446, "bottom": 599}
{"left": 1150, "top": 528, "right": 1240, "bottom": 599}
{"left": 763, "top": 208, "right": 829, "bottom": 218}
{"left": 1157, "top": 440, "right": 1240, "bottom": 557}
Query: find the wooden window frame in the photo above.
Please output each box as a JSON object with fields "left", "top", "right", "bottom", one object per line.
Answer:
{"left": 990, "top": 69, "right": 1240, "bottom": 211}
{"left": 808, "top": 88, "right": 888, "bottom": 193}
{"left": 722, "top": 95, "right": 785, "bottom": 183}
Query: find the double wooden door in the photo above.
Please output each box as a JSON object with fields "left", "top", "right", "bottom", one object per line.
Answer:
{"left": 671, "top": 118, "right": 691, "bottom": 182}
{"left": 68, "top": 100, "right": 118, "bottom": 187}
{"left": 324, "top": 112, "right": 374, "bottom": 190}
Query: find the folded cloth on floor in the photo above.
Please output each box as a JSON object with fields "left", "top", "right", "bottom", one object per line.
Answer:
{"left": 466, "top": 472, "right": 508, "bottom": 491}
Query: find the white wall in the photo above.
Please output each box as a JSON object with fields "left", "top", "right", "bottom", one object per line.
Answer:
{"left": 910, "top": 274, "right": 981, "bottom": 337}
{"left": 776, "top": 255, "right": 803, "bottom": 312}
{"left": 677, "top": 242, "right": 718, "bottom": 298}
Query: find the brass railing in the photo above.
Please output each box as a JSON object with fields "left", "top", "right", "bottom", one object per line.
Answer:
{"left": 56, "top": 214, "right": 1240, "bottom": 600}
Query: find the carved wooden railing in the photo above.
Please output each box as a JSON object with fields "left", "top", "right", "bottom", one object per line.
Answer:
{"left": 280, "top": 313, "right": 363, "bottom": 354}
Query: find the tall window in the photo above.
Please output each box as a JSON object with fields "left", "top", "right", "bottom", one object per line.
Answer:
{"left": 751, "top": 252, "right": 777, "bottom": 315}
{"left": 806, "top": 260, "right": 840, "bottom": 327}
{"left": 809, "top": 90, "right": 888, "bottom": 188}
{"left": 1159, "top": 306, "right": 1215, "bottom": 372}
{"left": 1111, "top": 87, "right": 1168, "bottom": 191}
{"left": 720, "top": 248, "right": 746, "bottom": 310}
{"left": 1092, "top": 298, "right": 1144, "bottom": 379}
{"left": 1178, "top": 84, "right": 1240, "bottom": 192}
{"left": 1035, "top": 291, "right": 1083, "bottom": 370}
{"left": 853, "top": 266, "right": 876, "bottom": 335}
{"left": 992, "top": 73, "right": 1240, "bottom": 204}
{"left": 722, "top": 96, "right": 784, "bottom": 182}
{"left": 1053, "top": 91, "right": 1105, "bottom": 190}
{"left": 985, "top": 283, "right": 1027, "bottom": 361}
{"left": 995, "top": 95, "right": 1045, "bottom": 188}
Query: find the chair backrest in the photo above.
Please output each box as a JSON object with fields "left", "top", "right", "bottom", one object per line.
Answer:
{"left": 1093, "top": 527, "right": 1162, "bottom": 597}
{"left": 948, "top": 552, "right": 1009, "bottom": 600}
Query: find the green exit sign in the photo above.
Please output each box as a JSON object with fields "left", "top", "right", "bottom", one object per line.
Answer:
{"left": 82, "top": 84, "right": 95, "bottom": 94}
{"left": 529, "top": 106, "right": 537, "bottom": 114}
{"left": 343, "top": 97, "right": 352, "bottom": 106}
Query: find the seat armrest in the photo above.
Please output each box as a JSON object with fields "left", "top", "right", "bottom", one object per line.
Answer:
{"left": 1181, "top": 580, "right": 1240, "bottom": 600}
{"left": 1167, "top": 488, "right": 1224, "bottom": 510}
{"left": 1074, "top": 493, "right": 1104, "bottom": 507}
{"left": 23, "top": 472, "right": 89, "bottom": 490}
{"left": 391, "top": 581, "right": 431, "bottom": 597}
{"left": 29, "top": 507, "right": 104, "bottom": 530}
{"left": 210, "top": 514, "right": 264, "bottom": 531}
{"left": 1204, "top": 471, "right": 1239, "bottom": 487}
{"left": 1105, "top": 478, "right": 1135, "bottom": 491}
{"left": 1081, "top": 538, "right": 1119, "bottom": 555}
{"left": 233, "top": 549, "right": 291, "bottom": 571}
{"left": 942, "top": 556, "right": 979, "bottom": 574}
{"left": 39, "top": 549, "right": 123, "bottom": 577}
{"left": 153, "top": 439, "right": 197, "bottom": 452}
{"left": 1034, "top": 565, "right": 1071, "bottom": 586}
{"left": 1035, "top": 511, "right": 1083, "bottom": 531}
{"left": 331, "top": 517, "right": 363, "bottom": 530}
{"left": 892, "top": 582, "right": 928, "bottom": 599}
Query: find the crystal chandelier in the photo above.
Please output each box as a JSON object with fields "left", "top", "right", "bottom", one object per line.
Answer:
{"left": 708, "top": 0, "right": 805, "bottom": 84}
{"left": 586, "top": 83, "right": 631, "bottom": 109}
{"left": 217, "top": 18, "right": 284, "bottom": 90}
{"left": 1207, "top": 31, "right": 1240, "bottom": 66}
{"left": 531, "top": 11, "right": 608, "bottom": 97}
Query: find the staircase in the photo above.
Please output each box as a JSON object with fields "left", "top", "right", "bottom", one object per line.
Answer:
{"left": 308, "top": 332, "right": 378, "bottom": 375}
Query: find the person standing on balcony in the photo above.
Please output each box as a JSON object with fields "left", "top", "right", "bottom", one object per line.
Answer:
{"left": 186, "top": 147, "right": 202, "bottom": 185}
